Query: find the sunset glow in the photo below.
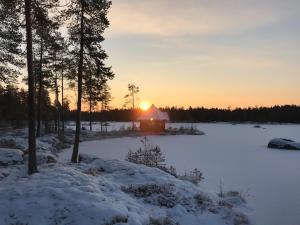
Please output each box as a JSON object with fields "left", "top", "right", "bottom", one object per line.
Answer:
{"left": 140, "top": 101, "right": 151, "bottom": 111}
{"left": 104, "top": 0, "right": 300, "bottom": 109}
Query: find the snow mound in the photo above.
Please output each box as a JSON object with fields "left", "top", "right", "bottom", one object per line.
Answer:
{"left": 0, "top": 148, "right": 23, "bottom": 166}
{"left": 0, "top": 155, "right": 251, "bottom": 225}
{"left": 0, "top": 132, "right": 71, "bottom": 154}
{"left": 268, "top": 138, "right": 300, "bottom": 150}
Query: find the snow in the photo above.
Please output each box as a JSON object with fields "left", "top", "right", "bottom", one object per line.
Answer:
{"left": 0, "top": 148, "right": 23, "bottom": 166}
{"left": 0, "top": 154, "right": 250, "bottom": 225}
{"left": 137, "top": 105, "right": 170, "bottom": 121}
{"left": 60, "top": 122, "right": 300, "bottom": 225}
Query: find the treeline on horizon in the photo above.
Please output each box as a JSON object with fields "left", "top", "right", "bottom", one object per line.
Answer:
{"left": 78, "top": 105, "right": 300, "bottom": 123}
{"left": 1, "top": 86, "right": 300, "bottom": 124}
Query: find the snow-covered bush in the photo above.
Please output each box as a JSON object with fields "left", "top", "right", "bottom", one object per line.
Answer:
{"left": 0, "top": 137, "right": 25, "bottom": 151}
{"left": 127, "top": 137, "right": 203, "bottom": 185}
{"left": 233, "top": 212, "right": 251, "bottom": 225}
{"left": 0, "top": 148, "right": 24, "bottom": 166}
{"left": 148, "top": 217, "right": 180, "bottom": 225}
{"left": 179, "top": 168, "right": 203, "bottom": 185}
{"left": 23, "top": 152, "right": 57, "bottom": 165}
{"left": 126, "top": 137, "right": 166, "bottom": 168}
{"left": 218, "top": 188, "right": 247, "bottom": 209}
{"left": 194, "top": 192, "right": 213, "bottom": 210}
{"left": 104, "top": 215, "right": 128, "bottom": 225}
{"left": 122, "top": 183, "right": 179, "bottom": 208}
{"left": 122, "top": 183, "right": 174, "bottom": 198}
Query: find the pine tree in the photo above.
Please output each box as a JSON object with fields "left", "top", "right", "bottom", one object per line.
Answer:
{"left": 32, "top": 0, "right": 59, "bottom": 137}
{"left": 24, "top": 0, "right": 38, "bottom": 174}
{"left": 124, "top": 84, "right": 139, "bottom": 130}
{"left": 0, "top": 0, "right": 23, "bottom": 84}
{"left": 100, "top": 83, "right": 112, "bottom": 132}
{"left": 63, "top": 0, "right": 113, "bottom": 162}
{"left": 0, "top": 0, "right": 59, "bottom": 174}
{"left": 83, "top": 65, "right": 113, "bottom": 131}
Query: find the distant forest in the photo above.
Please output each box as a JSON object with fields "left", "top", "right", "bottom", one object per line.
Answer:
{"left": 1, "top": 87, "right": 300, "bottom": 125}
{"left": 79, "top": 106, "right": 300, "bottom": 123}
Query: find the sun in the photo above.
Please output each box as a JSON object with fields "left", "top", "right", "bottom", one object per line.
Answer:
{"left": 140, "top": 101, "right": 151, "bottom": 111}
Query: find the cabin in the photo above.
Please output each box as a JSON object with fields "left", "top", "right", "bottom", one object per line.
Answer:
{"left": 137, "top": 104, "right": 170, "bottom": 133}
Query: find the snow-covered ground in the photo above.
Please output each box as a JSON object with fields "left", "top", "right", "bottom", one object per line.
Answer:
{"left": 0, "top": 144, "right": 250, "bottom": 225}
{"left": 61, "top": 122, "right": 300, "bottom": 225}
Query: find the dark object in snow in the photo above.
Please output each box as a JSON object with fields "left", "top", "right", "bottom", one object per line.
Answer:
{"left": 253, "top": 125, "right": 261, "bottom": 128}
{"left": 268, "top": 138, "right": 300, "bottom": 150}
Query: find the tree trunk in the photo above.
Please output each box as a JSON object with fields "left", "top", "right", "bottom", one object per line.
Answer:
{"left": 71, "top": 1, "right": 84, "bottom": 163}
{"left": 61, "top": 61, "right": 64, "bottom": 134}
{"left": 89, "top": 99, "right": 92, "bottom": 131}
{"left": 132, "top": 94, "right": 135, "bottom": 130}
{"left": 55, "top": 69, "right": 60, "bottom": 136}
{"left": 100, "top": 102, "right": 103, "bottom": 132}
{"left": 25, "top": 0, "right": 38, "bottom": 175}
{"left": 36, "top": 38, "right": 43, "bottom": 137}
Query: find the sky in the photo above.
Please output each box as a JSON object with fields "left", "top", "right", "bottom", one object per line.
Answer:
{"left": 99, "top": 0, "right": 300, "bottom": 109}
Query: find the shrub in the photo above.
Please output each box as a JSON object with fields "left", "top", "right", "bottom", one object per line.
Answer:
{"left": 104, "top": 215, "right": 128, "bottom": 225}
{"left": 179, "top": 168, "right": 203, "bottom": 185}
{"left": 126, "top": 137, "right": 165, "bottom": 168}
{"left": 122, "top": 183, "right": 178, "bottom": 208}
{"left": 148, "top": 217, "right": 180, "bottom": 225}
{"left": 126, "top": 137, "right": 203, "bottom": 185}
{"left": 194, "top": 192, "right": 213, "bottom": 210}
{"left": 233, "top": 212, "right": 251, "bottom": 225}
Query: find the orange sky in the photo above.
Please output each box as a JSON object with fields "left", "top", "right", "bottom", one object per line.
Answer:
{"left": 101, "top": 0, "right": 300, "bottom": 109}
{"left": 22, "top": 0, "right": 300, "bottom": 110}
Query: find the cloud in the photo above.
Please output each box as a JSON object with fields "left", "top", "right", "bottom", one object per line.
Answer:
{"left": 107, "top": 0, "right": 299, "bottom": 37}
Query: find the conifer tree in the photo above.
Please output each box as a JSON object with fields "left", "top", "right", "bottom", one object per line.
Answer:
{"left": 32, "top": 0, "right": 59, "bottom": 137}
{"left": 63, "top": 0, "right": 113, "bottom": 162}
{"left": 25, "top": 0, "right": 38, "bottom": 174}
{"left": 124, "top": 84, "right": 139, "bottom": 130}
{"left": 0, "top": 0, "right": 23, "bottom": 84}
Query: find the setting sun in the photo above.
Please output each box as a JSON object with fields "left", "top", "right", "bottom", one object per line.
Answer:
{"left": 140, "top": 101, "right": 151, "bottom": 111}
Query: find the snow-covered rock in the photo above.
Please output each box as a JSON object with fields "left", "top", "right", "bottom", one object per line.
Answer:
{"left": 268, "top": 138, "right": 300, "bottom": 150}
{"left": 0, "top": 155, "right": 252, "bottom": 225}
{"left": 0, "top": 136, "right": 27, "bottom": 151}
{"left": 0, "top": 148, "right": 24, "bottom": 166}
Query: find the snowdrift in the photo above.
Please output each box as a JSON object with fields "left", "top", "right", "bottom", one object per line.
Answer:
{"left": 0, "top": 153, "right": 251, "bottom": 225}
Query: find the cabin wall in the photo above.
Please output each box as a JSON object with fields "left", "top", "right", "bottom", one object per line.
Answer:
{"left": 140, "top": 120, "right": 166, "bottom": 133}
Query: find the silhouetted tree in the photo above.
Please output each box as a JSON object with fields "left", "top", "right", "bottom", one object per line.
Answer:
{"left": 24, "top": 0, "right": 38, "bottom": 174}
{"left": 0, "top": 0, "right": 23, "bottom": 85}
{"left": 124, "top": 83, "right": 139, "bottom": 130}
{"left": 63, "top": 0, "right": 112, "bottom": 162}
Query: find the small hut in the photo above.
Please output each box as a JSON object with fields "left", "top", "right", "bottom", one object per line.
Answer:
{"left": 138, "top": 104, "right": 170, "bottom": 133}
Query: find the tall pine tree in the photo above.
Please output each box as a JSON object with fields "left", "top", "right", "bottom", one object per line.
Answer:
{"left": 0, "top": 0, "right": 23, "bottom": 85}
{"left": 25, "top": 0, "right": 38, "bottom": 174}
{"left": 63, "top": 0, "right": 113, "bottom": 162}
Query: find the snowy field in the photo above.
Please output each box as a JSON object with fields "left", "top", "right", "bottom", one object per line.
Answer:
{"left": 61, "top": 122, "right": 300, "bottom": 225}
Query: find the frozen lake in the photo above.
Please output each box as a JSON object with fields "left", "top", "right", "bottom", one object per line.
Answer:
{"left": 61, "top": 123, "right": 300, "bottom": 225}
